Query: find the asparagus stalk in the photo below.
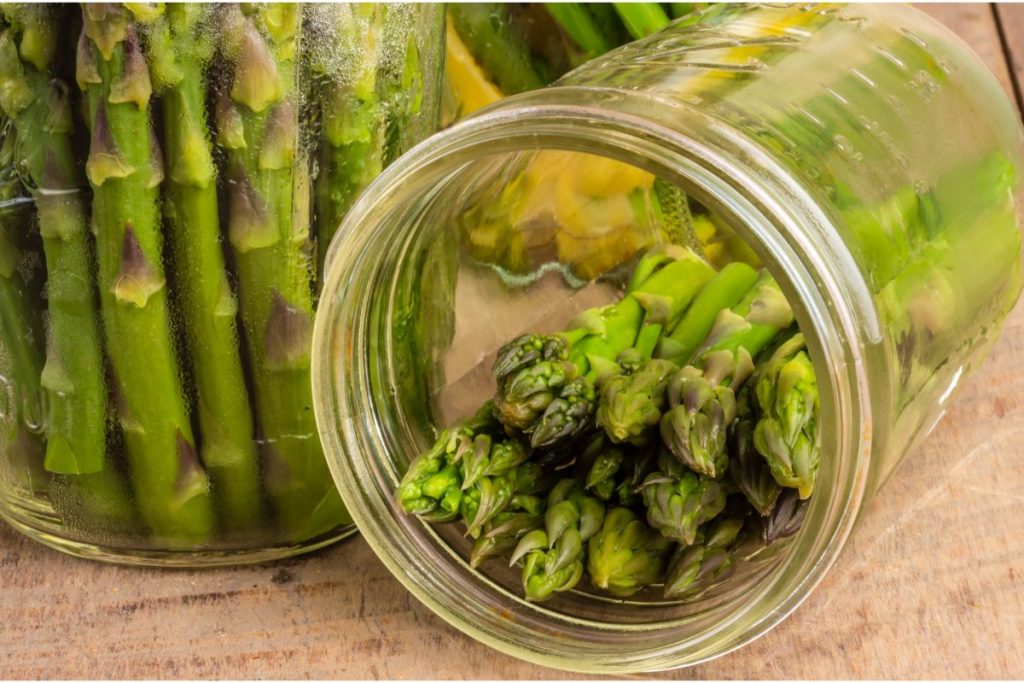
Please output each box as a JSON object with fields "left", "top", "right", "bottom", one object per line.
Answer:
{"left": 510, "top": 479, "right": 605, "bottom": 601}
{"left": 306, "top": 4, "right": 383, "bottom": 283}
{"left": 659, "top": 273, "right": 794, "bottom": 479}
{"left": 215, "top": 3, "right": 348, "bottom": 539}
{"left": 0, "top": 123, "right": 46, "bottom": 493}
{"left": 587, "top": 506, "right": 672, "bottom": 597}
{"left": 612, "top": 3, "right": 671, "bottom": 40}
{"left": 0, "top": 10, "right": 113, "bottom": 478}
{"left": 751, "top": 333, "right": 819, "bottom": 499}
{"left": 139, "top": 4, "right": 264, "bottom": 532}
{"left": 0, "top": 131, "right": 44, "bottom": 438}
{"left": 448, "top": 4, "right": 547, "bottom": 96}
{"left": 657, "top": 262, "right": 760, "bottom": 365}
{"left": 543, "top": 4, "right": 617, "bottom": 61}
{"left": 79, "top": 4, "right": 214, "bottom": 544}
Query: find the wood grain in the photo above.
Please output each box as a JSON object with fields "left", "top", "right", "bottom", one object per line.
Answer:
{"left": 2, "top": 4, "right": 1023, "bottom": 679}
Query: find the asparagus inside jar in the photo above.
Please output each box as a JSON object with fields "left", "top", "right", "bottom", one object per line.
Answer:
{"left": 394, "top": 148, "right": 822, "bottom": 604}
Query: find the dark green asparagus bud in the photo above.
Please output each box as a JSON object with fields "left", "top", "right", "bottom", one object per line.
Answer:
{"left": 597, "top": 358, "right": 677, "bottom": 445}
{"left": 729, "top": 389, "right": 782, "bottom": 516}
{"left": 530, "top": 376, "right": 596, "bottom": 448}
{"left": 752, "top": 333, "right": 820, "bottom": 498}
{"left": 494, "top": 357, "right": 578, "bottom": 431}
{"left": 663, "top": 516, "right": 744, "bottom": 600}
{"left": 755, "top": 488, "right": 808, "bottom": 544}
{"left": 511, "top": 479, "right": 605, "bottom": 601}
{"left": 587, "top": 506, "right": 672, "bottom": 597}
{"left": 641, "top": 450, "right": 728, "bottom": 544}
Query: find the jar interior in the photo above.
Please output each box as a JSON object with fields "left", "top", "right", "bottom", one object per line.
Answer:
{"left": 333, "top": 143, "right": 846, "bottom": 638}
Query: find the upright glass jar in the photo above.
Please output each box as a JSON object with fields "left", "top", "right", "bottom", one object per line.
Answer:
{"left": 314, "top": 4, "right": 1023, "bottom": 673}
{"left": 0, "top": 3, "right": 444, "bottom": 565}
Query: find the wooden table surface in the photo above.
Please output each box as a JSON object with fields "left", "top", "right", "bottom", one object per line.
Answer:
{"left": 3, "top": 5, "right": 1024, "bottom": 679}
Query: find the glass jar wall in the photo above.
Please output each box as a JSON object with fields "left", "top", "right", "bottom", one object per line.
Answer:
{"left": 313, "top": 4, "right": 1023, "bottom": 672}
{"left": 0, "top": 3, "right": 444, "bottom": 565}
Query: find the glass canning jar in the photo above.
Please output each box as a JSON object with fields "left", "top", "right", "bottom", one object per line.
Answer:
{"left": 0, "top": 3, "right": 444, "bottom": 565}
{"left": 313, "top": 3, "right": 1024, "bottom": 673}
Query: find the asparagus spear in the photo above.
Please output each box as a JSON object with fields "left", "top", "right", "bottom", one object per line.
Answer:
{"left": 660, "top": 274, "right": 794, "bottom": 479}
{"left": 663, "top": 515, "right": 744, "bottom": 600}
{"left": 470, "top": 502, "right": 544, "bottom": 568}
{"left": 612, "top": 3, "right": 671, "bottom": 40}
{"left": 640, "top": 449, "right": 727, "bottom": 545}
{"left": 306, "top": 4, "right": 383, "bottom": 284}
{"left": 751, "top": 333, "right": 819, "bottom": 499}
{"left": 511, "top": 478, "right": 605, "bottom": 601}
{"left": 215, "top": 3, "right": 348, "bottom": 539}
{"left": 543, "top": 4, "right": 617, "bottom": 61}
{"left": 397, "top": 402, "right": 499, "bottom": 520}
{"left": 0, "top": 130, "right": 44, "bottom": 440}
{"left": 138, "top": 4, "right": 264, "bottom": 532}
{"left": 587, "top": 506, "right": 672, "bottom": 597}
{"left": 0, "top": 123, "right": 46, "bottom": 493}
{"left": 0, "top": 10, "right": 113, "bottom": 478}
{"left": 79, "top": 4, "right": 214, "bottom": 544}
{"left": 657, "top": 262, "right": 760, "bottom": 366}
{"left": 448, "top": 4, "right": 547, "bottom": 96}
{"left": 596, "top": 358, "right": 677, "bottom": 445}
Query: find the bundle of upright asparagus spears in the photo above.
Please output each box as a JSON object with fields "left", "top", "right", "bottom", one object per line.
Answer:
{"left": 0, "top": 3, "right": 438, "bottom": 550}
{"left": 399, "top": 244, "right": 819, "bottom": 601}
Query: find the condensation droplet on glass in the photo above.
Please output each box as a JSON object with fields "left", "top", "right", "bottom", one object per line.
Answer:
{"left": 899, "top": 28, "right": 928, "bottom": 49}
{"left": 832, "top": 134, "right": 864, "bottom": 162}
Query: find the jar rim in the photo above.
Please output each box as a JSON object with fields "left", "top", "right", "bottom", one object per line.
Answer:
{"left": 312, "top": 89, "right": 875, "bottom": 673}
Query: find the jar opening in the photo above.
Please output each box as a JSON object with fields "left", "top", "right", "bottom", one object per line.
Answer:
{"left": 313, "top": 93, "right": 874, "bottom": 672}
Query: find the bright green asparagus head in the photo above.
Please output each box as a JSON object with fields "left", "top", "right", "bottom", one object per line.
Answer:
{"left": 397, "top": 405, "right": 499, "bottom": 520}
{"left": 597, "top": 358, "right": 677, "bottom": 445}
{"left": 659, "top": 365, "right": 736, "bottom": 479}
{"left": 641, "top": 451, "right": 728, "bottom": 545}
{"left": 752, "top": 334, "right": 819, "bottom": 498}
{"left": 663, "top": 516, "right": 744, "bottom": 600}
{"left": 587, "top": 507, "right": 672, "bottom": 597}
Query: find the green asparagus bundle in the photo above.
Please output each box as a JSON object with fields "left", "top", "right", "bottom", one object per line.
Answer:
{"left": 0, "top": 3, "right": 443, "bottom": 549}
{"left": 400, "top": 239, "right": 821, "bottom": 601}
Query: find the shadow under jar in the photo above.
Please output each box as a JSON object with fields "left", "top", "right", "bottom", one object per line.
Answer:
{"left": 313, "top": 4, "right": 1024, "bottom": 674}
{"left": 0, "top": 3, "right": 444, "bottom": 565}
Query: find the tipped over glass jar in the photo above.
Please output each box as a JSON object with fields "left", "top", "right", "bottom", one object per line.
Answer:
{"left": 0, "top": 3, "right": 444, "bottom": 565}
{"left": 313, "top": 4, "right": 1024, "bottom": 673}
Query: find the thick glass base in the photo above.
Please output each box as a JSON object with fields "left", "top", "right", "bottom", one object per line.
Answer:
{"left": 0, "top": 500, "right": 356, "bottom": 568}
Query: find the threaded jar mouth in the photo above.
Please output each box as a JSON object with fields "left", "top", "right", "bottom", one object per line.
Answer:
{"left": 312, "top": 89, "right": 874, "bottom": 673}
